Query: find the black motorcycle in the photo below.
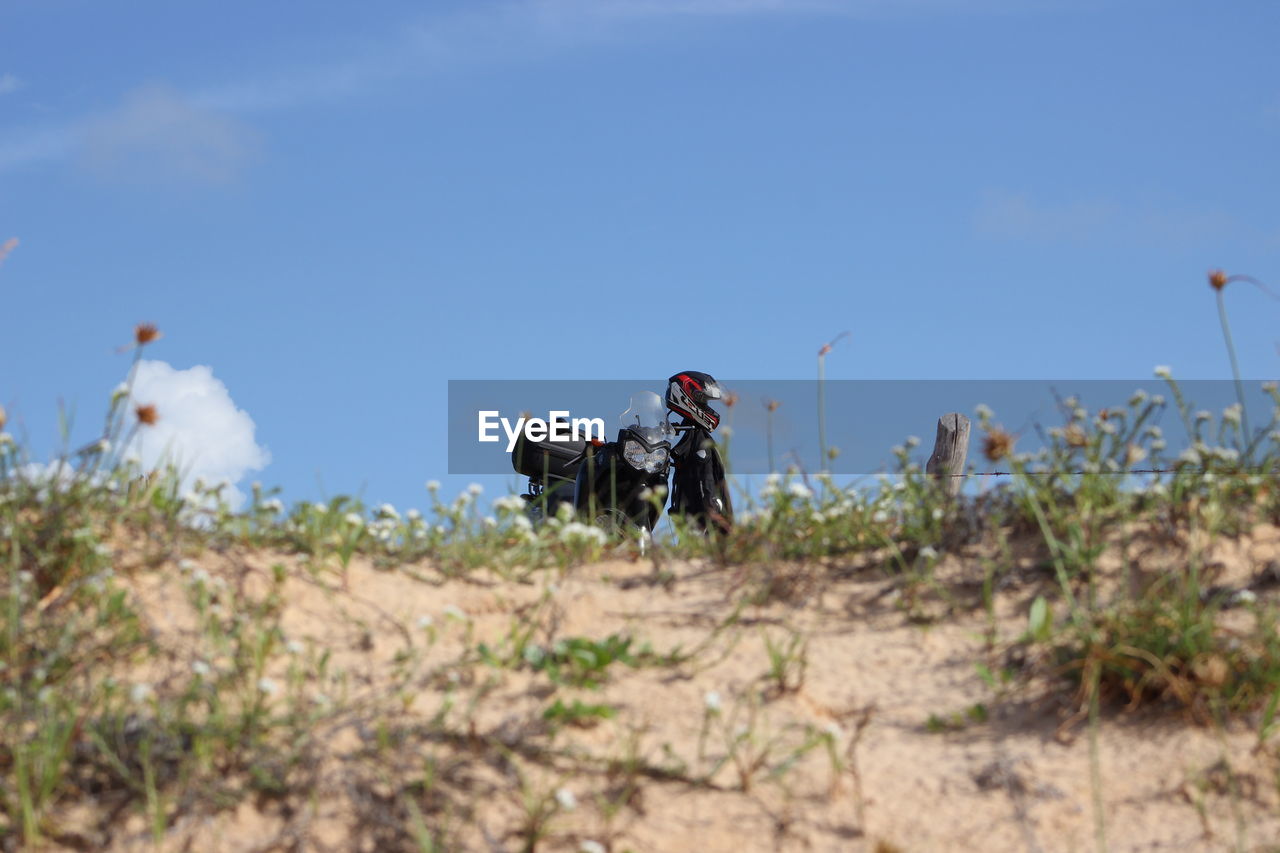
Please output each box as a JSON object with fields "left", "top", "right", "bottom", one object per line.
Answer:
{"left": 510, "top": 371, "right": 732, "bottom": 534}
{"left": 572, "top": 391, "right": 673, "bottom": 531}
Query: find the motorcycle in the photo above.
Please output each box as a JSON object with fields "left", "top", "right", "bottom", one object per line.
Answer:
{"left": 510, "top": 371, "right": 733, "bottom": 534}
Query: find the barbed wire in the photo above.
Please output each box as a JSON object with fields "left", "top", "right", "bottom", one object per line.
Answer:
{"left": 941, "top": 466, "right": 1272, "bottom": 478}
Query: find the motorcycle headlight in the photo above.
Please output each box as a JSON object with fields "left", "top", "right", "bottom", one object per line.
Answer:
{"left": 623, "top": 440, "right": 669, "bottom": 474}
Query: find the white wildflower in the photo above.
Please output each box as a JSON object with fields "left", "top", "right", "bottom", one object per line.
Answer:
{"left": 376, "top": 503, "right": 400, "bottom": 520}
{"left": 425, "top": 480, "right": 441, "bottom": 493}
{"left": 974, "top": 404, "right": 993, "bottom": 420}
{"left": 639, "top": 485, "right": 667, "bottom": 502}
{"left": 1222, "top": 404, "right": 1243, "bottom": 425}
{"left": 1232, "top": 589, "right": 1257, "bottom": 605}
{"left": 919, "top": 545, "right": 938, "bottom": 561}
{"left": 344, "top": 512, "right": 364, "bottom": 527}
{"left": 1154, "top": 365, "right": 1172, "bottom": 379}
{"left": 560, "top": 521, "right": 607, "bottom": 546}
{"left": 905, "top": 435, "right": 921, "bottom": 449}
{"left": 406, "top": 508, "right": 422, "bottom": 522}
{"left": 467, "top": 483, "right": 484, "bottom": 496}
{"left": 416, "top": 615, "right": 434, "bottom": 630}
{"left": 788, "top": 482, "right": 812, "bottom": 500}
{"left": 192, "top": 660, "right": 211, "bottom": 677}
{"left": 554, "top": 787, "right": 578, "bottom": 811}
{"left": 257, "top": 677, "right": 280, "bottom": 696}
{"left": 579, "top": 841, "right": 608, "bottom": 853}
{"left": 130, "top": 683, "right": 153, "bottom": 703}
{"left": 493, "top": 494, "right": 525, "bottom": 514}
{"left": 1195, "top": 410, "right": 1212, "bottom": 423}
{"left": 442, "top": 604, "right": 466, "bottom": 621}
{"left": 704, "top": 690, "right": 722, "bottom": 712}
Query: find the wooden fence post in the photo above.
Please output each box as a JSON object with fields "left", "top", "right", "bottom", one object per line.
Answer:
{"left": 925, "top": 412, "right": 970, "bottom": 497}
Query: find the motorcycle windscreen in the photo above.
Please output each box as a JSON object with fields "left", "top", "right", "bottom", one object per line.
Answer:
{"left": 618, "top": 391, "right": 674, "bottom": 446}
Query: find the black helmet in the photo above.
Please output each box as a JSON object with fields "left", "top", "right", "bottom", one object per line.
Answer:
{"left": 666, "top": 371, "right": 724, "bottom": 430}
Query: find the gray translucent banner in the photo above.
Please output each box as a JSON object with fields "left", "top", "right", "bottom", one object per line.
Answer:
{"left": 448, "top": 379, "right": 1278, "bottom": 475}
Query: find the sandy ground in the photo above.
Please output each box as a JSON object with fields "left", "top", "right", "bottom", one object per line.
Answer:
{"left": 76, "top": 526, "right": 1280, "bottom": 853}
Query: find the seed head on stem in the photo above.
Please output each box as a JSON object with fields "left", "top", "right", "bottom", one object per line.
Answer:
{"left": 983, "top": 427, "right": 1015, "bottom": 463}
{"left": 134, "top": 323, "right": 162, "bottom": 346}
{"left": 135, "top": 404, "right": 159, "bottom": 426}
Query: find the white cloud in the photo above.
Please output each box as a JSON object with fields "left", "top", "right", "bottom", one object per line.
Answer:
{"left": 0, "top": 0, "right": 1066, "bottom": 175}
{"left": 79, "top": 85, "right": 260, "bottom": 184}
{"left": 126, "top": 360, "right": 270, "bottom": 509}
{"left": 0, "top": 73, "right": 21, "bottom": 95}
{"left": 0, "top": 124, "right": 77, "bottom": 172}
{"left": 974, "top": 190, "right": 1118, "bottom": 243}
{"left": 974, "top": 189, "right": 1250, "bottom": 247}
{"left": 530, "top": 0, "right": 1051, "bottom": 20}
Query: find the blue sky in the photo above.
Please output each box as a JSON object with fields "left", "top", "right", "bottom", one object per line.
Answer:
{"left": 1, "top": 0, "right": 1277, "bottom": 511}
